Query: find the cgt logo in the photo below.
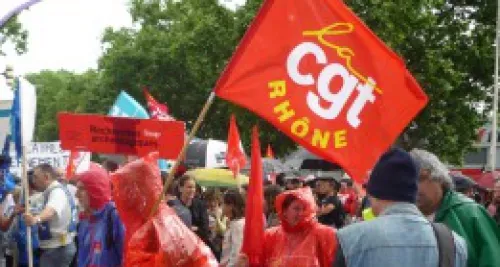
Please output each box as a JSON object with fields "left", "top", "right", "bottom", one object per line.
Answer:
{"left": 286, "top": 23, "right": 382, "bottom": 129}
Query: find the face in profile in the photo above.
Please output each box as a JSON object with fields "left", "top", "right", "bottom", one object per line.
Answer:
{"left": 75, "top": 181, "right": 90, "bottom": 212}
{"left": 493, "top": 181, "right": 500, "bottom": 205}
{"left": 416, "top": 171, "right": 443, "bottom": 216}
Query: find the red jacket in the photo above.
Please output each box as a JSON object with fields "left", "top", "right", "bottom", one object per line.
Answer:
{"left": 262, "top": 188, "right": 337, "bottom": 267}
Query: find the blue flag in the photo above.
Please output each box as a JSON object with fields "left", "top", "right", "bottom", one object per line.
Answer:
{"left": 108, "top": 91, "right": 170, "bottom": 171}
{"left": 10, "top": 80, "right": 21, "bottom": 161}
{"left": 108, "top": 91, "right": 149, "bottom": 118}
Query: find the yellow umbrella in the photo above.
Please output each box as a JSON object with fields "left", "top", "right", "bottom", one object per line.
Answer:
{"left": 185, "top": 168, "right": 249, "bottom": 188}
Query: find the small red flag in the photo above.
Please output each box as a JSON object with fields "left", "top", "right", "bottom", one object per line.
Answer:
{"left": 266, "top": 144, "right": 274, "bottom": 158}
{"left": 226, "top": 115, "right": 247, "bottom": 178}
{"left": 143, "top": 88, "right": 172, "bottom": 120}
{"left": 66, "top": 150, "right": 78, "bottom": 179}
{"left": 241, "top": 126, "right": 265, "bottom": 266}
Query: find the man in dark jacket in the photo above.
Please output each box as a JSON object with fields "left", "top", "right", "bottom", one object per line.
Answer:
{"left": 316, "top": 177, "right": 345, "bottom": 228}
{"left": 178, "top": 175, "right": 211, "bottom": 247}
{"left": 161, "top": 175, "right": 192, "bottom": 227}
{"left": 411, "top": 149, "right": 500, "bottom": 267}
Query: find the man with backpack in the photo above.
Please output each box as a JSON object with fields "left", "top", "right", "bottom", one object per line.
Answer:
{"left": 333, "top": 148, "right": 468, "bottom": 267}
{"left": 24, "top": 163, "right": 78, "bottom": 267}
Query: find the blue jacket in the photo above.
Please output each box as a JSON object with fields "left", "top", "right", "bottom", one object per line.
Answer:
{"left": 77, "top": 202, "right": 125, "bottom": 267}
{"left": 335, "top": 203, "right": 468, "bottom": 267}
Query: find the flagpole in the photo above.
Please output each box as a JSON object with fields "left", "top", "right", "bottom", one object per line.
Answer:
{"left": 22, "top": 145, "right": 33, "bottom": 267}
{"left": 236, "top": 163, "right": 242, "bottom": 192}
{"left": 17, "top": 76, "right": 34, "bottom": 267}
{"left": 491, "top": 0, "right": 500, "bottom": 176}
{"left": 149, "top": 92, "right": 216, "bottom": 217}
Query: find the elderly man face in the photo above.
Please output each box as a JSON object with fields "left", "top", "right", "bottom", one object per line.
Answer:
{"left": 410, "top": 149, "right": 453, "bottom": 216}
{"left": 416, "top": 169, "right": 444, "bottom": 216}
{"left": 493, "top": 180, "right": 500, "bottom": 205}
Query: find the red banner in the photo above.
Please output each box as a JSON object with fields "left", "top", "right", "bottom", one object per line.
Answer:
{"left": 58, "top": 113, "right": 185, "bottom": 159}
{"left": 214, "top": 0, "right": 428, "bottom": 182}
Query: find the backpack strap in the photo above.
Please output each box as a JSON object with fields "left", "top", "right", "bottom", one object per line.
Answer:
{"left": 105, "top": 205, "right": 121, "bottom": 261}
{"left": 42, "top": 185, "right": 60, "bottom": 206}
{"left": 431, "top": 222, "right": 456, "bottom": 267}
{"left": 42, "top": 184, "right": 78, "bottom": 233}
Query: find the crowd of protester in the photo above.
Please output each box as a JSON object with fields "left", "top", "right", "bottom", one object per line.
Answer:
{"left": 0, "top": 147, "right": 498, "bottom": 266}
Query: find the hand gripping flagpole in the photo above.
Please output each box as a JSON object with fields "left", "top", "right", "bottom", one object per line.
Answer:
{"left": 149, "top": 92, "right": 216, "bottom": 217}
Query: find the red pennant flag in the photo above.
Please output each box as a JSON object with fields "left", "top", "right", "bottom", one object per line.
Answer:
{"left": 266, "top": 144, "right": 274, "bottom": 158}
{"left": 241, "top": 126, "right": 264, "bottom": 266}
{"left": 226, "top": 115, "right": 247, "bottom": 178}
{"left": 66, "top": 150, "right": 78, "bottom": 179}
{"left": 214, "top": 0, "right": 428, "bottom": 183}
{"left": 143, "top": 88, "right": 173, "bottom": 120}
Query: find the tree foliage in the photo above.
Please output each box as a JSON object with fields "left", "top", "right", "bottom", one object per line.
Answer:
{"left": 99, "top": 0, "right": 297, "bottom": 154}
{"left": 1, "top": 18, "right": 28, "bottom": 54}
{"left": 27, "top": 70, "right": 111, "bottom": 141}
{"left": 30, "top": 0, "right": 496, "bottom": 163}
{"left": 347, "top": 0, "right": 496, "bottom": 164}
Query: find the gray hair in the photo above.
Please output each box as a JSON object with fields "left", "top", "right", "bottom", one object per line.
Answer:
{"left": 409, "top": 149, "right": 454, "bottom": 190}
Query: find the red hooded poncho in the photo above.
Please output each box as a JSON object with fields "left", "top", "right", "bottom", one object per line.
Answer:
{"left": 77, "top": 162, "right": 112, "bottom": 211}
{"left": 262, "top": 187, "right": 337, "bottom": 267}
{"left": 111, "top": 153, "right": 217, "bottom": 267}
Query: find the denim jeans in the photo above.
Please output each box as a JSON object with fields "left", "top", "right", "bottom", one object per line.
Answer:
{"left": 40, "top": 242, "right": 76, "bottom": 267}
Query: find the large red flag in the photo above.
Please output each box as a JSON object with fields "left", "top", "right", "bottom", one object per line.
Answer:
{"left": 214, "top": 0, "right": 428, "bottom": 183}
{"left": 226, "top": 115, "right": 247, "bottom": 178}
{"left": 241, "top": 126, "right": 264, "bottom": 266}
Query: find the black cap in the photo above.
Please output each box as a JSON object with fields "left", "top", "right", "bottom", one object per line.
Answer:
{"left": 452, "top": 174, "right": 476, "bottom": 191}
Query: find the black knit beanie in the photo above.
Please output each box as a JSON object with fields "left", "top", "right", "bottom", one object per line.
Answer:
{"left": 367, "top": 148, "right": 418, "bottom": 203}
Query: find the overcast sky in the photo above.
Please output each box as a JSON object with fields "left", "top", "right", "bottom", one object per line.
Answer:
{"left": 1, "top": 0, "right": 245, "bottom": 75}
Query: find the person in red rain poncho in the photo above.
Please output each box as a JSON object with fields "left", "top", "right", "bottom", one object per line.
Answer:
{"left": 238, "top": 187, "right": 337, "bottom": 267}
{"left": 111, "top": 153, "right": 218, "bottom": 267}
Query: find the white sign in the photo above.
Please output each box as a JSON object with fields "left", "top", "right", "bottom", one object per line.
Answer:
{"left": 8, "top": 141, "right": 91, "bottom": 177}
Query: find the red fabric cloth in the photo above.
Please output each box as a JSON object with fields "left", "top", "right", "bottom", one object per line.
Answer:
{"left": 226, "top": 115, "right": 247, "bottom": 178}
{"left": 241, "top": 126, "right": 264, "bottom": 266}
{"left": 266, "top": 144, "right": 274, "bottom": 159}
{"left": 143, "top": 88, "right": 169, "bottom": 118}
{"left": 262, "top": 188, "right": 337, "bottom": 267}
{"left": 213, "top": 0, "right": 428, "bottom": 183}
{"left": 66, "top": 150, "right": 78, "bottom": 179}
{"left": 339, "top": 188, "right": 359, "bottom": 216}
{"left": 76, "top": 162, "right": 111, "bottom": 210}
{"left": 111, "top": 152, "right": 217, "bottom": 267}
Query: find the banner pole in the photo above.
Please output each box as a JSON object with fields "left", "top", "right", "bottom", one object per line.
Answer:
{"left": 236, "top": 163, "right": 242, "bottom": 193}
{"left": 22, "top": 150, "right": 34, "bottom": 267}
{"left": 491, "top": 0, "right": 500, "bottom": 176}
{"left": 149, "top": 92, "right": 216, "bottom": 217}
